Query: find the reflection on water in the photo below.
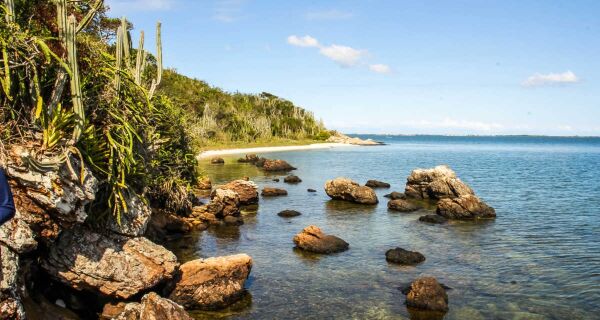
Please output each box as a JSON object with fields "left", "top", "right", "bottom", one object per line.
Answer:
{"left": 171, "top": 136, "right": 600, "bottom": 319}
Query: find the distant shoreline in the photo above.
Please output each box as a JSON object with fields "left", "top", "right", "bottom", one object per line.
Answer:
{"left": 197, "top": 143, "right": 354, "bottom": 159}
{"left": 346, "top": 133, "right": 600, "bottom": 139}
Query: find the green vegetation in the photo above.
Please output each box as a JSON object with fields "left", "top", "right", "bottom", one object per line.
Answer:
{"left": 0, "top": 0, "right": 327, "bottom": 221}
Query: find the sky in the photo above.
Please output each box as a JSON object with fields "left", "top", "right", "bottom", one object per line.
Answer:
{"left": 106, "top": 0, "right": 600, "bottom": 136}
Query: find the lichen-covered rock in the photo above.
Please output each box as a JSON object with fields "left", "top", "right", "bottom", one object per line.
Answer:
{"left": 106, "top": 194, "right": 152, "bottom": 236}
{"left": 42, "top": 228, "right": 178, "bottom": 299}
{"left": 405, "top": 165, "right": 474, "bottom": 200}
{"left": 436, "top": 195, "right": 496, "bottom": 220}
{"left": 261, "top": 159, "right": 296, "bottom": 172}
{"left": 324, "top": 178, "right": 378, "bottom": 205}
{"left": 365, "top": 180, "right": 390, "bottom": 188}
{"left": 293, "top": 225, "right": 349, "bottom": 254}
{"left": 0, "top": 209, "right": 37, "bottom": 254}
{"left": 387, "top": 199, "right": 420, "bottom": 212}
{"left": 385, "top": 248, "right": 426, "bottom": 265}
{"left": 168, "top": 254, "right": 252, "bottom": 310}
{"left": 261, "top": 187, "right": 288, "bottom": 197}
{"left": 106, "top": 292, "right": 192, "bottom": 320}
{"left": 209, "top": 188, "right": 241, "bottom": 217}
{"left": 0, "top": 245, "right": 25, "bottom": 320}
{"left": 404, "top": 277, "right": 448, "bottom": 312}
{"left": 217, "top": 180, "right": 258, "bottom": 205}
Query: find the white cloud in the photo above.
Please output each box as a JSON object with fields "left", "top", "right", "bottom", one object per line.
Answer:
{"left": 287, "top": 35, "right": 320, "bottom": 48}
{"left": 213, "top": 0, "right": 246, "bottom": 23}
{"left": 522, "top": 71, "right": 579, "bottom": 87}
{"left": 319, "top": 44, "right": 365, "bottom": 67}
{"left": 369, "top": 64, "right": 391, "bottom": 74}
{"left": 305, "top": 9, "right": 354, "bottom": 21}
{"left": 106, "top": 0, "right": 173, "bottom": 12}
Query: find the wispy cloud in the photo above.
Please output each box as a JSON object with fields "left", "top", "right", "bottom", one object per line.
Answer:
{"left": 213, "top": 0, "right": 246, "bottom": 23}
{"left": 106, "top": 0, "right": 174, "bottom": 13}
{"left": 287, "top": 34, "right": 389, "bottom": 72}
{"left": 522, "top": 71, "right": 579, "bottom": 87}
{"left": 305, "top": 9, "right": 354, "bottom": 21}
{"left": 369, "top": 64, "right": 391, "bottom": 74}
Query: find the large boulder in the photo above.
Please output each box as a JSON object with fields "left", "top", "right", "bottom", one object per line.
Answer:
{"left": 365, "top": 180, "right": 390, "bottom": 188}
{"left": 293, "top": 225, "right": 349, "bottom": 254}
{"left": 209, "top": 188, "right": 241, "bottom": 217}
{"left": 168, "top": 254, "right": 252, "bottom": 310}
{"left": 217, "top": 180, "right": 258, "bottom": 205}
{"left": 385, "top": 248, "right": 426, "bottom": 265}
{"left": 436, "top": 195, "right": 496, "bottom": 220}
{"left": 106, "top": 193, "right": 152, "bottom": 236}
{"left": 261, "top": 159, "right": 296, "bottom": 172}
{"left": 0, "top": 245, "right": 25, "bottom": 320}
{"left": 42, "top": 228, "right": 178, "bottom": 299}
{"left": 104, "top": 292, "right": 192, "bottom": 320}
{"left": 403, "top": 277, "right": 448, "bottom": 312}
{"left": 387, "top": 199, "right": 420, "bottom": 212}
{"left": 405, "top": 165, "right": 473, "bottom": 200}
{"left": 324, "top": 178, "right": 378, "bottom": 205}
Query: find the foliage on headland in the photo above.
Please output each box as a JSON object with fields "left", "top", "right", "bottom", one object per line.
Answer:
{"left": 0, "top": 0, "right": 326, "bottom": 222}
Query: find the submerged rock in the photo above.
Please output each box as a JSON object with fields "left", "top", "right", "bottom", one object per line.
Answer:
{"left": 404, "top": 277, "right": 448, "bottom": 312}
{"left": 217, "top": 180, "right": 259, "bottom": 205}
{"left": 366, "top": 180, "right": 391, "bottom": 188}
{"left": 387, "top": 199, "right": 420, "bottom": 212}
{"left": 436, "top": 195, "right": 496, "bottom": 220}
{"left": 283, "top": 175, "right": 302, "bottom": 183}
{"left": 385, "top": 248, "right": 426, "bottom": 265}
{"left": 277, "top": 210, "right": 301, "bottom": 218}
{"left": 307, "top": 188, "right": 317, "bottom": 193}
{"left": 168, "top": 254, "right": 252, "bottom": 310}
{"left": 210, "top": 157, "right": 225, "bottom": 164}
{"left": 405, "top": 165, "right": 474, "bottom": 200}
{"left": 262, "top": 159, "right": 296, "bottom": 172}
{"left": 324, "top": 178, "right": 378, "bottom": 204}
{"left": 261, "top": 187, "right": 288, "bottom": 197}
{"left": 384, "top": 191, "right": 406, "bottom": 200}
{"left": 42, "top": 228, "right": 178, "bottom": 299}
{"left": 105, "top": 292, "right": 192, "bottom": 320}
{"left": 419, "top": 215, "right": 448, "bottom": 224}
{"left": 293, "top": 225, "right": 349, "bottom": 254}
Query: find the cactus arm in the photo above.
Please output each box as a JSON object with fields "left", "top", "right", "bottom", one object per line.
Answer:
{"left": 120, "top": 17, "right": 131, "bottom": 70}
{"left": 115, "top": 25, "right": 123, "bottom": 92}
{"left": 134, "top": 31, "right": 144, "bottom": 85}
{"left": 148, "top": 22, "right": 162, "bottom": 99}
{"left": 76, "top": 0, "right": 104, "bottom": 34}
{"left": 4, "top": 0, "right": 14, "bottom": 23}
{"left": 66, "top": 15, "right": 84, "bottom": 142}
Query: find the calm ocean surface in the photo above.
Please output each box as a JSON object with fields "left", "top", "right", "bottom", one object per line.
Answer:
{"left": 170, "top": 135, "right": 600, "bottom": 320}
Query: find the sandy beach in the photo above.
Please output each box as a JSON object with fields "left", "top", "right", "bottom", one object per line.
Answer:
{"left": 197, "top": 142, "right": 354, "bottom": 159}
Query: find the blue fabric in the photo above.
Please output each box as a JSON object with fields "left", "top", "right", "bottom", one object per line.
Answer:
{"left": 0, "top": 168, "right": 15, "bottom": 225}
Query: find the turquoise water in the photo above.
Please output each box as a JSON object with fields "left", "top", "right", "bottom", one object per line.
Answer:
{"left": 170, "top": 136, "right": 600, "bottom": 319}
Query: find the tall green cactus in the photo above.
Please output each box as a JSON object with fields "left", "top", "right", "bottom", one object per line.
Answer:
{"left": 66, "top": 15, "right": 84, "bottom": 142}
{"left": 4, "top": 0, "right": 14, "bottom": 23}
{"left": 148, "top": 22, "right": 162, "bottom": 99}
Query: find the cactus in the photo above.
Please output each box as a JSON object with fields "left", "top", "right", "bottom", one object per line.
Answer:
{"left": 134, "top": 31, "right": 145, "bottom": 85}
{"left": 4, "top": 0, "right": 14, "bottom": 23}
{"left": 76, "top": 0, "right": 103, "bottom": 33}
{"left": 66, "top": 14, "right": 84, "bottom": 142}
{"left": 148, "top": 22, "right": 162, "bottom": 99}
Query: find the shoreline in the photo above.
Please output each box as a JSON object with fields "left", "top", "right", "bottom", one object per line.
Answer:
{"left": 197, "top": 142, "right": 354, "bottom": 159}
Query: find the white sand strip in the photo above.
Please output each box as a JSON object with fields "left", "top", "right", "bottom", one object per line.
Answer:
{"left": 197, "top": 143, "right": 354, "bottom": 159}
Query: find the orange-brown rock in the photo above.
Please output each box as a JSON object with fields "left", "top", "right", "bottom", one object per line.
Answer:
{"left": 262, "top": 159, "right": 296, "bottom": 172}
{"left": 217, "top": 180, "right": 258, "bottom": 205}
{"left": 104, "top": 292, "right": 192, "bottom": 320}
{"left": 436, "top": 194, "right": 496, "bottom": 219}
{"left": 293, "top": 225, "right": 349, "bottom": 254}
{"left": 404, "top": 277, "right": 448, "bottom": 312}
{"left": 324, "top": 178, "right": 378, "bottom": 204}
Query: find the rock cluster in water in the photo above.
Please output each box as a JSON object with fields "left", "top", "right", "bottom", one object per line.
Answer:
{"left": 324, "top": 178, "right": 378, "bottom": 204}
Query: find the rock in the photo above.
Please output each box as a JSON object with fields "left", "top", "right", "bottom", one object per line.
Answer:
{"left": 42, "top": 228, "right": 178, "bottom": 299}
{"left": 283, "top": 175, "right": 302, "bottom": 183}
{"left": 209, "top": 189, "right": 241, "bottom": 217}
{"left": 261, "top": 159, "right": 296, "bottom": 172}
{"left": 106, "top": 193, "right": 152, "bottom": 236}
{"left": 405, "top": 165, "right": 474, "bottom": 200}
{"left": 254, "top": 157, "right": 267, "bottom": 168}
{"left": 196, "top": 177, "right": 212, "bottom": 190}
{"left": 307, "top": 188, "right": 316, "bottom": 193}
{"left": 146, "top": 210, "right": 206, "bottom": 242}
{"left": 418, "top": 215, "right": 447, "bottom": 224}
{"left": 237, "top": 154, "right": 259, "bottom": 163}
{"left": 387, "top": 199, "right": 419, "bottom": 212}
{"left": 293, "top": 225, "right": 349, "bottom": 254}
{"left": 217, "top": 180, "right": 259, "bottom": 205}
{"left": 272, "top": 178, "right": 280, "bottom": 182}
{"left": 436, "top": 195, "right": 496, "bottom": 220}
{"left": 0, "top": 208, "right": 37, "bottom": 254}
{"left": 324, "top": 178, "right": 378, "bottom": 205}
{"left": 105, "top": 292, "right": 192, "bottom": 320}
{"left": 210, "top": 157, "right": 225, "bottom": 164}
{"left": 223, "top": 215, "right": 243, "bottom": 226}
{"left": 326, "top": 132, "right": 384, "bottom": 146}
{"left": 0, "top": 245, "right": 25, "bottom": 320}
{"left": 366, "top": 180, "right": 390, "bottom": 188}
{"left": 385, "top": 248, "right": 426, "bottom": 265}
{"left": 261, "top": 187, "right": 288, "bottom": 197}
{"left": 277, "top": 210, "right": 301, "bottom": 218}
{"left": 404, "top": 277, "right": 448, "bottom": 312}
{"left": 384, "top": 192, "right": 406, "bottom": 200}
{"left": 168, "top": 254, "right": 252, "bottom": 310}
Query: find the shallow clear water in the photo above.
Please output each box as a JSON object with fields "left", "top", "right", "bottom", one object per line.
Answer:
{"left": 169, "top": 136, "right": 600, "bottom": 320}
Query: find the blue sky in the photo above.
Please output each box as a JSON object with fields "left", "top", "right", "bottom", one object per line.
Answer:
{"left": 106, "top": 0, "right": 600, "bottom": 136}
